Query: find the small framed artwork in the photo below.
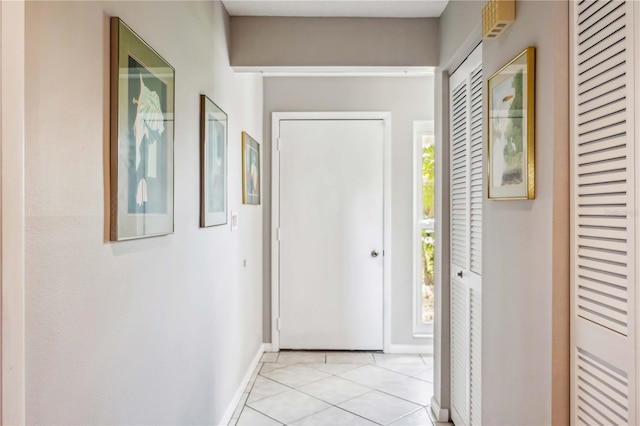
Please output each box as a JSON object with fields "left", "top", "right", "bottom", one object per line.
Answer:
{"left": 110, "top": 17, "right": 175, "bottom": 240}
{"left": 242, "top": 132, "right": 260, "bottom": 205}
{"left": 487, "top": 46, "right": 535, "bottom": 200}
{"left": 200, "top": 96, "right": 228, "bottom": 227}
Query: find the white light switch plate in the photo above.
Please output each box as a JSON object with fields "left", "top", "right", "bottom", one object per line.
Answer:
{"left": 230, "top": 211, "right": 238, "bottom": 231}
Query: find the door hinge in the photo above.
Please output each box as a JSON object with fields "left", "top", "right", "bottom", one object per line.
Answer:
{"left": 277, "top": 318, "right": 281, "bottom": 331}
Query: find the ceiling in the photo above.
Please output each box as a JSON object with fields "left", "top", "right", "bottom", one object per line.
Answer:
{"left": 221, "top": 0, "right": 449, "bottom": 18}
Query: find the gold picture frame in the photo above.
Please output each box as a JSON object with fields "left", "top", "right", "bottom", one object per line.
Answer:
{"left": 487, "top": 47, "right": 535, "bottom": 200}
{"left": 242, "top": 132, "right": 260, "bottom": 205}
{"left": 110, "top": 17, "right": 175, "bottom": 240}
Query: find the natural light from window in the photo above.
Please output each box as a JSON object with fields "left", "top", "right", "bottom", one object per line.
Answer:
{"left": 420, "top": 134, "right": 435, "bottom": 324}
{"left": 414, "top": 121, "right": 435, "bottom": 337}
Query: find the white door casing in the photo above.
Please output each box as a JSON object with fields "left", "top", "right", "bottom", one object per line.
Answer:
{"left": 278, "top": 119, "right": 384, "bottom": 350}
{"left": 0, "top": 0, "right": 25, "bottom": 424}
{"left": 570, "top": 1, "right": 637, "bottom": 424}
{"left": 449, "top": 43, "right": 482, "bottom": 426}
{"left": 1, "top": 0, "right": 26, "bottom": 423}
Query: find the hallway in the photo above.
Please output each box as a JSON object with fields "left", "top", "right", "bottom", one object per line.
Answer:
{"left": 230, "top": 352, "right": 437, "bottom": 426}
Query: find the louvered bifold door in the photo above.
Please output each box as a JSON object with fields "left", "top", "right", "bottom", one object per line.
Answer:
{"left": 571, "top": 1, "right": 636, "bottom": 424}
{"left": 450, "top": 43, "right": 483, "bottom": 426}
{"left": 450, "top": 73, "right": 470, "bottom": 426}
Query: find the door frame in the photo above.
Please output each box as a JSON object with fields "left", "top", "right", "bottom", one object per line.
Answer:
{"left": 1, "top": 0, "right": 26, "bottom": 423}
{"left": 271, "top": 111, "right": 392, "bottom": 353}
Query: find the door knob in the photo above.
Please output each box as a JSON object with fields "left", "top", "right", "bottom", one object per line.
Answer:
{"left": 371, "top": 250, "right": 379, "bottom": 258}
{"left": 457, "top": 270, "right": 463, "bottom": 278}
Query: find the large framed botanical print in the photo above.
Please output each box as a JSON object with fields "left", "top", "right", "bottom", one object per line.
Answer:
{"left": 110, "top": 17, "right": 175, "bottom": 240}
{"left": 487, "top": 47, "right": 535, "bottom": 200}
{"left": 200, "top": 95, "right": 228, "bottom": 227}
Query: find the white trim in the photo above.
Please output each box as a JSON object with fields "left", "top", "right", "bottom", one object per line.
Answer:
{"left": 387, "top": 344, "right": 433, "bottom": 355}
{"left": 234, "top": 66, "right": 435, "bottom": 76}
{"left": 262, "top": 343, "right": 274, "bottom": 353}
{"left": 413, "top": 121, "right": 435, "bottom": 338}
{"left": 1, "top": 1, "right": 26, "bottom": 424}
{"left": 430, "top": 396, "right": 451, "bottom": 423}
{"left": 271, "top": 111, "right": 392, "bottom": 353}
{"left": 634, "top": 0, "right": 640, "bottom": 421}
{"left": 219, "top": 343, "right": 266, "bottom": 426}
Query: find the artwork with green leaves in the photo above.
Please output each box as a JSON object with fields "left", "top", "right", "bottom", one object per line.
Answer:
{"left": 488, "top": 47, "right": 535, "bottom": 200}
{"left": 110, "top": 17, "right": 175, "bottom": 240}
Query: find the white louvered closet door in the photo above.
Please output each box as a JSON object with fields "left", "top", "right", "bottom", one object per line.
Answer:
{"left": 450, "top": 43, "right": 483, "bottom": 426}
{"left": 571, "top": 1, "right": 637, "bottom": 424}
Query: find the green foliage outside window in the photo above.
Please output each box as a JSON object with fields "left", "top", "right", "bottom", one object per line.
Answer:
{"left": 421, "top": 142, "right": 435, "bottom": 323}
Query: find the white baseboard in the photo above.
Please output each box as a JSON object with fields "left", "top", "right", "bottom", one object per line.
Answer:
{"left": 219, "top": 343, "right": 265, "bottom": 426}
{"left": 430, "top": 396, "right": 450, "bottom": 423}
{"left": 263, "top": 343, "right": 274, "bottom": 353}
{"left": 386, "top": 344, "right": 433, "bottom": 355}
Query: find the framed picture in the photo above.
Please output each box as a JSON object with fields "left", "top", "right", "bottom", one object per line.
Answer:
{"left": 110, "top": 17, "right": 175, "bottom": 240}
{"left": 487, "top": 47, "right": 535, "bottom": 200}
{"left": 200, "top": 95, "right": 228, "bottom": 227}
{"left": 242, "top": 132, "right": 260, "bottom": 205}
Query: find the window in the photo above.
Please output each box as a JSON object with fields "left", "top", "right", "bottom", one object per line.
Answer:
{"left": 413, "top": 121, "right": 435, "bottom": 337}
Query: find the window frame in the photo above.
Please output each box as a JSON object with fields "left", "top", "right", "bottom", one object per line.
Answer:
{"left": 413, "top": 120, "right": 435, "bottom": 337}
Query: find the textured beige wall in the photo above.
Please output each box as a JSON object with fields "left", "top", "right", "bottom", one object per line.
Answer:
{"left": 25, "top": 2, "right": 263, "bottom": 424}
{"left": 230, "top": 16, "right": 439, "bottom": 68}
{"left": 481, "top": 1, "right": 569, "bottom": 424}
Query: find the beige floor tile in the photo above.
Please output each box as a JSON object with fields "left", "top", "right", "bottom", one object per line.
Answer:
{"left": 378, "top": 377, "right": 434, "bottom": 406}
{"left": 261, "top": 364, "right": 331, "bottom": 388}
{"left": 247, "top": 389, "right": 330, "bottom": 424}
{"left": 389, "top": 407, "right": 433, "bottom": 425}
{"left": 327, "top": 353, "right": 375, "bottom": 364}
{"left": 339, "top": 364, "right": 407, "bottom": 388}
{"left": 377, "top": 363, "right": 430, "bottom": 377}
{"left": 298, "top": 376, "right": 371, "bottom": 405}
{"left": 291, "top": 406, "right": 377, "bottom": 425}
{"left": 236, "top": 407, "right": 282, "bottom": 426}
{"left": 306, "top": 362, "right": 364, "bottom": 375}
{"left": 413, "top": 368, "right": 434, "bottom": 383}
{"left": 374, "top": 354, "right": 425, "bottom": 365}
{"left": 277, "top": 352, "right": 326, "bottom": 364}
{"left": 338, "top": 390, "right": 422, "bottom": 425}
{"left": 260, "top": 352, "right": 279, "bottom": 363}
{"left": 261, "top": 362, "right": 296, "bottom": 373}
{"left": 248, "top": 376, "right": 290, "bottom": 403}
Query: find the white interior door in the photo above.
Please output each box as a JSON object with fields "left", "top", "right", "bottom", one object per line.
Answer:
{"left": 449, "top": 44, "right": 483, "bottom": 426}
{"left": 277, "top": 119, "right": 384, "bottom": 350}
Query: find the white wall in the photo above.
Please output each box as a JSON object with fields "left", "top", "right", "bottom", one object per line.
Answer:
{"left": 25, "top": 1, "right": 263, "bottom": 424}
{"left": 437, "top": 1, "right": 570, "bottom": 424}
{"left": 263, "top": 76, "right": 434, "bottom": 346}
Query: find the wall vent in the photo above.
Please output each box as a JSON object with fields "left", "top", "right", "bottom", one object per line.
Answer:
{"left": 482, "top": 0, "right": 515, "bottom": 39}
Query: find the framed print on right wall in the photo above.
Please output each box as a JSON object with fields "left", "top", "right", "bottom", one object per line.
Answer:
{"left": 487, "top": 46, "right": 536, "bottom": 200}
{"left": 242, "top": 132, "right": 260, "bottom": 205}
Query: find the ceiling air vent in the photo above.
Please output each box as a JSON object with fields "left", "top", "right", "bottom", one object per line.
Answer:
{"left": 482, "top": 0, "right": 515, "bottom": 39}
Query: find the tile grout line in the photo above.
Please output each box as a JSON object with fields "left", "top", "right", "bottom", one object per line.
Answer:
{"left": 239, "top": 404, "right": 287, "bottom": 426}
{"left": 242, "top": 355, "right": 435, "bottom": 426}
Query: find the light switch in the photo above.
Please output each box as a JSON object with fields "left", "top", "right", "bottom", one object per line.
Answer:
{"left": 231, "top": 211, "right": 238, "bottom": 231}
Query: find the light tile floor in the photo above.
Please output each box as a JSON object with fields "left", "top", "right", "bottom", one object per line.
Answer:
{"left": 229, "top": 351, "right": 443, "bottom": 426}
